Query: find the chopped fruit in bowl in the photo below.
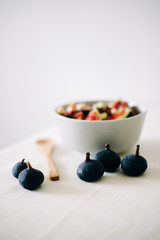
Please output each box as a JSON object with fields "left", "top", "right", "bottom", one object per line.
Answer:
{"left": 57, "top": 99, "right": 138, "bottom": 121}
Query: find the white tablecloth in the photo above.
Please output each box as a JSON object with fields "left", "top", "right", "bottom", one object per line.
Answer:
{"left": 1, "top": 105, "right": 160, "bottom": 240}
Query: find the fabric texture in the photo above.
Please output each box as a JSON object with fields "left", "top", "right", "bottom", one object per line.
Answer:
{"left": 0, "top": 127, "right": 160, "bottom": 240}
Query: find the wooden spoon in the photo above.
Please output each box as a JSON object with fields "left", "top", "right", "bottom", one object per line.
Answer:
{"left": 36, "top": 139, "right": 59, "bottom": 181}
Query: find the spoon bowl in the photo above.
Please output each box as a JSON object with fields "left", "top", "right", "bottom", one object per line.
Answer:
{"left": 36, "top": 139, "right": 59, "bottom": 181}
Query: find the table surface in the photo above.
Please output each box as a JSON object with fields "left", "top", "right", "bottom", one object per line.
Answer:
{"left": 1, "top": 105, "right": 160, "bottom": 240}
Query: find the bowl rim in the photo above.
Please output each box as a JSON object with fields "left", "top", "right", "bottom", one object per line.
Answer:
{"left": 54, "top": 99, "right": 147, "bottom": 123}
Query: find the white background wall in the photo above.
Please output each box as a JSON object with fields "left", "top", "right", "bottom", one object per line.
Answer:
{"left": 0, "top": 0, "right": 160, "bottom": 149}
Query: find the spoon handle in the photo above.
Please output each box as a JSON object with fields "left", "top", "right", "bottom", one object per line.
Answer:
{"left": 47, "top": 155, "right": 59, "bottom": 181}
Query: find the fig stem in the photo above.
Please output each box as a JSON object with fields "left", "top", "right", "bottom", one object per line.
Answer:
{"left": 21, "top": 158, "right": 25, "bottom": 164}
{"left": 105, "top": 144, "right": 110, "bottom": 150}
{"left": 136, "top": 145, "right": 140, "bottom": 156}
{"left": 85, "top": 152, "right": 90, "bottom": 161}
{"left": 27, "top": 161, "right": 32, "bottom": 169}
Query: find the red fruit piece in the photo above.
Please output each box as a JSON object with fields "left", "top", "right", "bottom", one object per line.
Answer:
{"left": 111, "top": 100, "right": 122, "bottom": 109}
{"left": 112, "top": 100, "right": 129, "bottom": 110}
{"left": 121, "top": 101, "right": 129, "bottom": 108}
{"left": 110, "top": 110, "right": 126, "bottom": 119}
{"left": 73, "top": 111, "right": 84, "bottom": 119}
{"left": 66, "top": 103, "right": 76, "bottom": 114}
{"left": 85, "top": 111, "right": 100, "bottom": 120}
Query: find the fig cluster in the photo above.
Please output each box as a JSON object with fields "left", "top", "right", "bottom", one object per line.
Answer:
{"left": 12, "top": 159, "right": 44, "bottom": 190}
{"left": 77, "top": 144, "right": 148, "bottom": 182}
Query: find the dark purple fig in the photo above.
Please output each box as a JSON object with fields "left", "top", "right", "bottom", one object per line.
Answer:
{"left": 12, "top": 159, "right": 27, "bottom": 178}
{"left": 77, "top": 152, "right": 104, "bottom": 182}
{"left": 18, "top": 162, "right": 44, "bottom": 190}
{"left": 121, "top": 145, "right": 148, "bottom": 176}
{"left": 93, "top": 144, "right": 121, "bottom": 172}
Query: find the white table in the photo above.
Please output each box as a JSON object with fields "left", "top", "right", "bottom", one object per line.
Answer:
{"left": 1, "top": 105, "right": 160, "bottom": 240}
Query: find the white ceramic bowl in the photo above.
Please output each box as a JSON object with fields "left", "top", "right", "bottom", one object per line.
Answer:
{"left": 54, "top": 100, "right": 147, "bottom": 154}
